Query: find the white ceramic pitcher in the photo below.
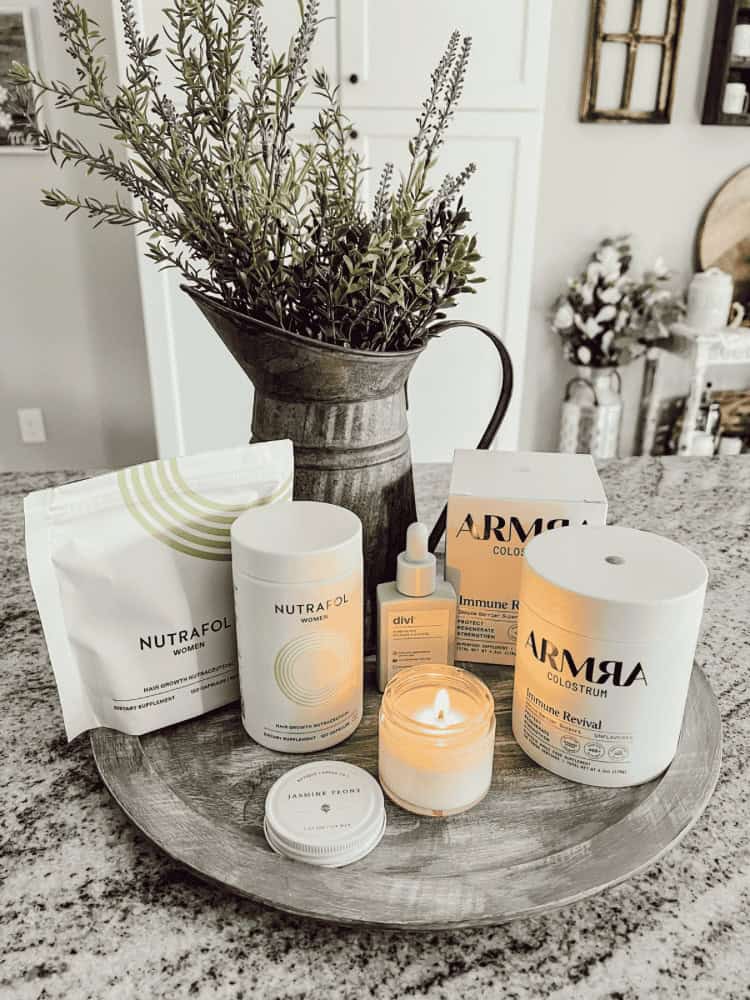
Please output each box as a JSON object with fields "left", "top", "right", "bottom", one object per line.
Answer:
{"left": 686, "top": 268, "right": 744, "bottom": 330}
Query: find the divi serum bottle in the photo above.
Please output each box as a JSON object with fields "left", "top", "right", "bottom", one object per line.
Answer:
{"left": 376, "top": 522, "right": 457, "bottom": 691}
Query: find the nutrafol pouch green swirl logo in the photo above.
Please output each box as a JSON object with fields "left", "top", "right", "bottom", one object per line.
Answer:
{"left": 274, "top": 633, "right": 351, "bottom": 707}
{"left": 118, "top": 458, "right": 292, "bottom": 561}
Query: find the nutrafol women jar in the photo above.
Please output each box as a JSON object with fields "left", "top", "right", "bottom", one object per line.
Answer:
{"left": 231, "top": 501, "right": 363, "bottom": 752}
{"left": 512, "top": 525, "right": 707, "bottom": 787}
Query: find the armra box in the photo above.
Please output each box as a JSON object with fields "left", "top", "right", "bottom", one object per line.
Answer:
{"left": 445, "top": 450, "right": 607, "bottom": 666}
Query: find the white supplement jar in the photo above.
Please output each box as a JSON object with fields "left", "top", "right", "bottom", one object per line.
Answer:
{"left": 512, "top": 525, "right": 707, "bottom": 787}
{"left": 231, "top": 501, "right": 363, "bottom": 752}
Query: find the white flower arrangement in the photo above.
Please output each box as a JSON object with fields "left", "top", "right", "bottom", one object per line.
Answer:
{"left": 551, "top": 236, "right": 685, "bottom": 368}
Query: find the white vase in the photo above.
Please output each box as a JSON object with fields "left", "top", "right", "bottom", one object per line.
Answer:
{"left": 559, "top": 366, "right": 622, "bottom": 459}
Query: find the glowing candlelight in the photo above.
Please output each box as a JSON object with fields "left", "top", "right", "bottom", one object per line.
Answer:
{"left": 413, "top": 687, "right": 464, "bottom": 727}
{"left": 434, "top": 688, "right": 450, "bottom": 722}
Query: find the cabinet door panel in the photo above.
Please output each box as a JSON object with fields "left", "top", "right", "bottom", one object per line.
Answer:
{"left": 339, "top": 0, "right": 551, "bottom": 111}
{"left": 353, "top": 110, "right": 543, "bottom": 460}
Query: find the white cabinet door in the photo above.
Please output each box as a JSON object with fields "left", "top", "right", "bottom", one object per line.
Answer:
{"left": 339, "top": 0, "right": 551, "bottom": 111}
{"left": 352, "top": 110, "right": 543, "bottom": 460}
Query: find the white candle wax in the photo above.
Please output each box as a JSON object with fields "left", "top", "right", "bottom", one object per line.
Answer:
{"left": 378, "top": 665, "right": 496, "bottom": 817}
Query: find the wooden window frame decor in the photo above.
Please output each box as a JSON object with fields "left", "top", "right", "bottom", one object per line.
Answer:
{"left": 580, "top": 0, "right": 686, "bottom": 124}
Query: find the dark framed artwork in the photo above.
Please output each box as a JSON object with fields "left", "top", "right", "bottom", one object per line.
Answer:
{"left": 580, "top": 0, "right": 686, "bottom": 123}
{"left": 701, "top": 0, "right": 750, "bottom": 126}
{"left": 0, "top": 7, "right": 40, "bottom": 150}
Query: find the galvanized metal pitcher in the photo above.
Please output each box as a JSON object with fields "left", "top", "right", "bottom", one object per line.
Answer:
{"left": 188, "top": 289, "right": 513, "bottom": 649}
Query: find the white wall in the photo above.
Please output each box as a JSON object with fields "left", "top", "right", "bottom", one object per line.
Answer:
{"left": 0, "top": 0, "right": 155, "bottom": 472}
{"left": 520, "top": 0, "right": 750, "bottom": 454}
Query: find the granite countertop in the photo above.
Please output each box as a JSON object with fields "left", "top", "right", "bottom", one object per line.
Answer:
{"left": 1, "top": 458, "right": 748, "bottom": 1000}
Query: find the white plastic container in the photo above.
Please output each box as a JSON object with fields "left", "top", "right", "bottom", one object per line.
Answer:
{"left": 231, "top": 501, "right": 363, "bottom": 752}
{"left": 512, "top": 525, "right": 707, "bottom": 787}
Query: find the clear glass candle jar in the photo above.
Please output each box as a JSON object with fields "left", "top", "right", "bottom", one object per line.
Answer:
{"left": 378, "top": 664, "right": 496, "bottom": 816}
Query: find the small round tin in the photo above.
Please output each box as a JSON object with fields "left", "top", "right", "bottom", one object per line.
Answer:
{"left": 263, "top": 761, "right": 386, "bottom": 867}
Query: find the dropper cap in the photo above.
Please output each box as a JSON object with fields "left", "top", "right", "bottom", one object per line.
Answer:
{"left": 396, "top": 522, "right": 436, "bottom": 597}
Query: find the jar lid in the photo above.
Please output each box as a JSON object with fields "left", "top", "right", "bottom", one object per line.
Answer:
{"left": 521, "top": 526, "right": 707, "bottom": 643}
{"left": 263, "top": 761, "right": 386, "bottom": 867}
{"left": 231, "top": 500, "right": 362, "bottom": 583}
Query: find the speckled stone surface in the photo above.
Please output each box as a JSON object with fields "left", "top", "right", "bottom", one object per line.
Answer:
{"left": 1, "top": 459, "right": 748, "bottom": 1000}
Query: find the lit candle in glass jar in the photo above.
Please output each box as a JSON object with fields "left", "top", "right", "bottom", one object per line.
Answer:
{"left": 378, "top": 664, "right": 496, "bottom": 816}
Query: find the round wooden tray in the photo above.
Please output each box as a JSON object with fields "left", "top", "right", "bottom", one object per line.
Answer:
{"left": 91, "top": 664, "right": 721, "bottom": 930}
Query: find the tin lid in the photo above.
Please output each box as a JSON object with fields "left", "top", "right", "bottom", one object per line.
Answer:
{"left": 521, "top": 526, "right": 708, "bottom": 643}
{"left": 231, "top": 500, "right": 362, "bottom": 583}
{"left": 263, "top": 761, "right": 386, "bottom": 867}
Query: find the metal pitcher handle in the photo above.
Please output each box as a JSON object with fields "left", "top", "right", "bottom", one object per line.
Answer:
{"left": 424, "top": 320, "right": 514, "bottom": 552}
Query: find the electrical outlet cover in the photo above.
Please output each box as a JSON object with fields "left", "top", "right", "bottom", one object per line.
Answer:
{"left": 17, "top": 408, "right": 46, "bottom": 444}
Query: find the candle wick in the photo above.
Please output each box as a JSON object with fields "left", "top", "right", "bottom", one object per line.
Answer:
{"left": 433, "top": 687, "right": 451, "bottom": 724}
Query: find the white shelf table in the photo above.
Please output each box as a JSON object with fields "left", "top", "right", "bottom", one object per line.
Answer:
{"left": 640, "top": 323, "right": 750, "bottom": 455}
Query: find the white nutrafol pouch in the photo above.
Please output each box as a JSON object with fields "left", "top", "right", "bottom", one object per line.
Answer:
{"left": 25, "top": 440, "right": 294, "bottom": 741}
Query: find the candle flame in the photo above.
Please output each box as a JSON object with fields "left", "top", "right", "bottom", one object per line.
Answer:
{"left": 434, "top": 688, "right": 451, "bottom": 723}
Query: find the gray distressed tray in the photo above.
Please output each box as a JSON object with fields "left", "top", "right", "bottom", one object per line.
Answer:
{"left": 91, "top": 663, "right": 721, "bottom": 929}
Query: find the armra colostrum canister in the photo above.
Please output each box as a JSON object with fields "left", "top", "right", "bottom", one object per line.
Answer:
{"left": 512, "top": 525, "right": 708, "bottom": 787}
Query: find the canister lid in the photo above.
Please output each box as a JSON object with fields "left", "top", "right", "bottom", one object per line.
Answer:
{"left": 231, "top": 500, "right": 362, "bottom": 583}
{"left": 263, "top": 761, "right": 386, "bottom": 867}
{"left": 521, "top": 526, "right": 708, "bottom": 643}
